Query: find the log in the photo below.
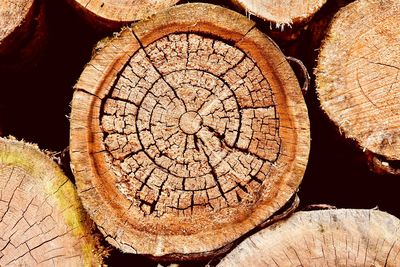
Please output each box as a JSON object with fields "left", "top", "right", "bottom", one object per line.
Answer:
{"left": 218, "top": 209, "right": 400, "bottom": 266}
{"left": 316, "top": 0, "right": 400, "bottom": 174}
{"left": 70, "top": 3, "right": 310, "bottom": 259}
{"left": 65, "top": 0, "right": 179, "bottom": 30}
{"left": 0, "top": 0, "right": 46, "bottom": 66}
{"left": 230, "top": 0, "right": 327, "bottom": 28}
{"left": 0, "top": 137, "right": 102, "bottom": 266}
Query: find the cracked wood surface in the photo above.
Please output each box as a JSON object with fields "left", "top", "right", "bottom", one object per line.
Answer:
{"left": 316, "top": 0, "right": 400, "bottom": 163}
{"left": 70, "top": 3, "right": 310, "bottom": 259}
{"left": 230, "top": 0, "right": 326, "bottom": 26}
{"left": 0, "top": 138, "right": 101, "bottom": 266}
{"left": 66, "top": 0, "right": 179, "bottom": 30}
{"left": 218, "top": 209, "right": 400, "bottom": 267}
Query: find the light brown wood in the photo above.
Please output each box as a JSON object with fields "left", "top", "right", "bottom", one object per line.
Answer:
{"left": 218, "top": 209, "right": 400, "bottom": 267}
{"left": 0, "top": 137, "right": 102, "bottom": 266}
{"left": 231, "top": 0, "right": 326, "bottom": 27}
{"left": 66, "top": 0, "right": 179, "bottom": 30}
{"left": 70, "top": 3, "right": 310, "bottom": 259}
{"left": 316, "top": 0, "right": 400, "bottom": 171}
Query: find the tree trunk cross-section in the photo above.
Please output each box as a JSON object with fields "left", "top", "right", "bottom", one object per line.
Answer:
{"left": 0, "top": 138, "right": 102, "bottom": 266}
{"left": 316, "top": 0, "right": 400, "bottom": 164}
{"left": 66, "top": 0, "right": 179, "bottom": 30}
{"left": 70, "top": 3, "right": 310, "bottom": 258}
{"left": 230, "top": 0, "right": 326, "bottom": 26}
{"left": 218, "top": 209, "right": 400, "bottom": 267}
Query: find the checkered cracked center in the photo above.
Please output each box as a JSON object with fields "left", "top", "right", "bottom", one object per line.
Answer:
{"left": 100, "top": 33, "right": 281, "bottom": 217}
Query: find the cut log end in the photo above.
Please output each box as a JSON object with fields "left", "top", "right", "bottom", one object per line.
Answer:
{"left": 67, "top": 0, "right": 179, "bottom": 30}
{"left": 0, "top": 138, "right": 102, "bottom": 266}
{"left": 218, "top": 209, "right": 400, "bottom": 266}
{"left": 316, "top": 0, "right": 400, "bottom": 165}
{"left": 70, "top": 3, "right": 310, "bottom": 259}
{"left": 231, "top": 0, "right": 326, "bottom": 26}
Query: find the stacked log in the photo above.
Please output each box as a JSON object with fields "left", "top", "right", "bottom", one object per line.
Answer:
{"left": 218, "top": 209, "right": 400, "bottom": 266}
{"left": 230, "top": 0, "right": 326, "bottom": 26}
{"left": 65, "top": 0, "right": 179, "bottom": 30}
{"left": 0, "top": 137, "right": 102, "bottom": 266}
{"left": 316, "top": 0, "right": 400, "bottom": 175}
{"left": 69, "top": 3, "right": 310, "bottom": 259}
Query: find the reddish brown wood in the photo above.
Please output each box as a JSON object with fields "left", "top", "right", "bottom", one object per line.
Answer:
{"left": 70, "top": 3, "right": 310, "bottom": 259}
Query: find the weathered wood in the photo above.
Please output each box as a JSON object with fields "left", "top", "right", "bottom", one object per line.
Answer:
{"left": 230, "top": 0, "right": 326, "bottom": 27}
{"left": 70, "top": 3, "right": 310, "bottom": 259}
{"left": 0, "top": 0, "right": 46, "bottom": 66}
{"left": 65, "top": 0, "right": 179, "bottom": 30}
{"left": 316, "top": 0, "right": 400, "bottom": 174}
{"left": 0, "top": 137, "right": 102, "bottom": 266}
{"left": 218, "top": 209, "right": 400, "bottom": 266}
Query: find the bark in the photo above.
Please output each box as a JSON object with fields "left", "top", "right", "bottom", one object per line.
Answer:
{"left": 315, "top": 0, "right": 400, "bottom": 175}
{"left": 70, "top": 3, "right": 310, "bottom": 260}
{"left": 0, "top": 0, "right": 46, "bottom": 67}
{"left": 65, "top": 0, "right": 179, "bottom": 31}
{"left": 0, "top": 137, "right": 103, "bottom": 266}
{"left": 218, "top": 209, "right": 400, "bottom": 266}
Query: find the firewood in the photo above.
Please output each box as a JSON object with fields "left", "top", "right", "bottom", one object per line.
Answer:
{"left": 70, "top": 3, "right": 310, "bottom": 259}
{"left": 65, "top": 0, "right": 179, "bottom": 30}
{"left": 218, "top": 209, "right": 400, "bottom": 266}
{"left": 0, "top": 138, "right": 102, "bottom": 266}
{"left": 230, "top": 0, "right": 327, "bottom": 28}
{"left": 316, "top": 0, "right": 400, "bottom": 174}
{"left": 0, "top": 0, "right": 46, "bottom": 66}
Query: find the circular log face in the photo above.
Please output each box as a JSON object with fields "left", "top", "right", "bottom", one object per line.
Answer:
{"left": 71, "top": 0, "right": 179, "bottom": 24}
{"left": 0, "top": 138, "right": 100, "bottom": 266}
{"left": 231, "top": 0, "right": 326, "bottom": 25}
{"left": 70, "top": 3, "right": 309, "bottom": 257}
{"left": 316, "top": 0, "right": 400, "bottom": 160}
{"left": 0, "top": 0, "right": 34, "bottom": 45}
{"left": 218, "top": 209, "right": 400, "bottom": 267}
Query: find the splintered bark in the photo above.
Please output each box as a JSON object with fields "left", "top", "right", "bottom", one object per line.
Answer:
{"left": 70, "top": 3, "right": 310, "bottom": 259}
{"left": 218, "top": 209, "right": 400, "bottom": 266}
{"left": 66, "top": 0, "right": 179, "bottom": 30}
{"left": 0, "top": 138, "right": 102, "bottom": 266}
{"left": 0, "top": 0, "right": 46, "bottom": 66}
{"left": 230, "top": 0, "right": 326, "bottom": 27}
{"left": 316, "top": 0, "right": 400, "bottom": 174}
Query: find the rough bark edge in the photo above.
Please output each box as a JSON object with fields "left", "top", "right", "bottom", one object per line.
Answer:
{"left": 70, "top": 2, "right": 310, "bottom": 258}
{"left": 0, "top": 136, "right": 104, "bottom": 266}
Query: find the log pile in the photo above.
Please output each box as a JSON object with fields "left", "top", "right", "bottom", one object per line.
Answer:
{"left": 0, "top": 0, "right": 399, "bottom": 266}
